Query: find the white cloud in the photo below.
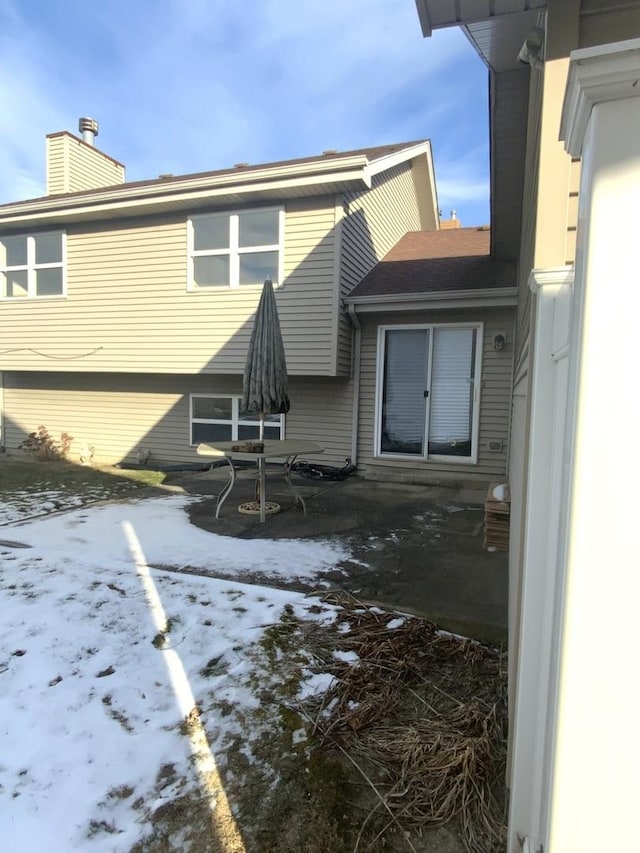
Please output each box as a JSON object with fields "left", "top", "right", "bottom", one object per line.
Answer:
{"left": 0, "top": 11, "right": 68, "bottom": 201}
{"left": 0, "top": 0, "right": 488, "bottom": 210}
{"left": 433, "top": 144, "right": 491, "bottom": 226}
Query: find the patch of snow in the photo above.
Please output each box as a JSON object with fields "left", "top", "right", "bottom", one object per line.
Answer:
{"left": 298, "top": 671, "right": 335, "bottom": 699}
{"left": 4, "top": 494, "right": 349, "bottom": 582}
{"left": 291, "top": 728, "right": 307, "bottom": 745}
{"left": 0, "top": 494, "right": 346, "bottom": 850}
{"left": 385, "top": 618, "right": 405, "bottom": 630}
{"left": 0, "top": 487, "right": 117, "bottom": 525}
{"left": 333, "top": 650, "right": 359, "bottom": 663}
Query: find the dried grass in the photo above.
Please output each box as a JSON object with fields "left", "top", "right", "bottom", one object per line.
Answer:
{"left": 298, "top": 592, "right": 507, "bottom": 853}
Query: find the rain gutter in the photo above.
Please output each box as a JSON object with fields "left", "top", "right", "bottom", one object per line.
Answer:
{"left": 0, "top": 156, "right": 372, "bottom": 226}
{"left": 346, "top": 303, "right": 362, "bottom": 466}
{"left": 344, "top": 286, "right": 518, "bottom": 312}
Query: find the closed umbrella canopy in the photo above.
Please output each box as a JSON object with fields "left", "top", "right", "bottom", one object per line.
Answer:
{"left": 242, "top": 279, "right": 290, "bottom": 436}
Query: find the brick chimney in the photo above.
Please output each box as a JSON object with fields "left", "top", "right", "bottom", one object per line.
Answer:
{"left": 439, "top": 209, "right": 461, "bottom": 230}
{"left": 46, "top": 118, "right": 125, "bottom": 195}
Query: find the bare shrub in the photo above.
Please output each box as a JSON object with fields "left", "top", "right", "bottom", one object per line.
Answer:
{"left": 21, "top": 426, "right": 73, "bottom": 461}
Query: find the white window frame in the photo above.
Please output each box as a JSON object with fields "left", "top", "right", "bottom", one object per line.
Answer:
{"left": 187, "top": 207, "right": 285, "bottom": 290}
{"left": 189, "top": 394, "right": 285, "bottom": 445}
{"left": 374, "top": 322, "right": 483, "bottom": 465}
{"left": 0, "top": 231, "right": 67, "bottom": 300}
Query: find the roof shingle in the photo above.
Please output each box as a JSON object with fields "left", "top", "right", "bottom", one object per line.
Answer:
{"left": 0, "top": 140, "right": 428, "bottom": 209}
{"left": 347, "top": 228, "right": 516, "bottom": 299}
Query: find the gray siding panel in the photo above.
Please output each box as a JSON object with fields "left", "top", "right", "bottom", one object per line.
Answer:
{"left": 0, "top": 199, "right": 339, "bottom": 376}
{"left": 3, "top": 372, "right": 353, "bottom": 467}
{"left": 337, "top": 162, "right": 426, "bottom": 375}
{"left": 491, "top": 68, "right": 530, "bottom": 261}
{"left": 356, "top": 308, "right": 515, "bottom": 480}
{"left": 579, "top": 3, "right": 640, "bottom": 48}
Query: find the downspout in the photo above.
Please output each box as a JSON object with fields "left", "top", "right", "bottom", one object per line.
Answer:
{"left": 347, "top": 303, "right": 361, "bottom": 466}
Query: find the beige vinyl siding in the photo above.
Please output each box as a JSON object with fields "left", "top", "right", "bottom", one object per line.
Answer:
{"left": 46, "top": 134, "right": 125, "bottom": 195}
{"left": 2, "top": 372, "right": 353, "bottom": 467}
{"left": 515, "top": 58, "right": 580, "bottom": 386}
{"left": 565, "top": 157, "right": 580, "bottom": 264}
{"left": 0, "top": 198, "right": 340, "bottom": 376}
{"left": 337, "top": 161, "right": 426, "bottom": 375}
{"left": 514, "top": 59, "right": 543, "bottom": 380}
{"left": 356, "top": 309, "right": 515, "bottom": 481}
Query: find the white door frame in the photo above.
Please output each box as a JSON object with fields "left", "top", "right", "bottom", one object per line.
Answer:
{"left": 374, "top": 322, "right": 483, "bottom": 464}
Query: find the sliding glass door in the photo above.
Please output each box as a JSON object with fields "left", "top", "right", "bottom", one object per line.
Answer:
{"left": 381, "top": 329, "right": 429, "bottom": 455}
{"left": 377, "top": 325, "right": 480, "bottom": 462}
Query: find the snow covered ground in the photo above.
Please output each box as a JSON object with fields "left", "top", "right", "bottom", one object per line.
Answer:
{"left": 0, "top": 494, "right": 348, "bottom": 851}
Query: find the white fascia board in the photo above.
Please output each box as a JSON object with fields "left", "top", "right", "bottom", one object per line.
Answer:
{"left": 0, "top": 156, "right": 371, "bottom": 226}
{"left": 561, "top": 38, "right": 640, "bottom": 157}
{"left": 345, "top": 287, "right": 518, "bottom": 312}
{"left": 423, "top": 140, "right": 440, "bottom": 229}
{"left": 366, "top": 141, "right": 432, "bottom": 178}
{"left": 414, "top": 0, "right": 433, "bottom": 37}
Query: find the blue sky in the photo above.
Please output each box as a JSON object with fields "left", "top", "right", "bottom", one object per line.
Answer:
{"left": 0, "top": 0, "right": 490, "bottom": 225}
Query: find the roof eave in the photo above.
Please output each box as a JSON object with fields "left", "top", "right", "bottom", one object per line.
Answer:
{"left": 0, "top": 155, "right": 374, "bottom": 226}
{"left": 414, "top": 0, "right": 433, "bottom": 37}
{"left": 345, "top": 287, "right": 518, "bottom": 312}
{"left": 366, "top": 140, "right": 431, "bottom": 177}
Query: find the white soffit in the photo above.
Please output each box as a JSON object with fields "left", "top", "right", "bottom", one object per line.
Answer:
{"left": 415, "top": 0, "right": 546, "bottom": 37}
{"left": 416, "top": 0, "right": 546, "bottom": 71}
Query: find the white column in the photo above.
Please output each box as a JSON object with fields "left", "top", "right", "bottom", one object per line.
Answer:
{"left": 546, "top": 39, "right": 640, "bottom": 851}
{"left": 507, "top": 268, "right": 573, "bottom": 852}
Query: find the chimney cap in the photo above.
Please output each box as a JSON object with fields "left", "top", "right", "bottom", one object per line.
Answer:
{"left": 79, "top": 117, "right": 99, "bottom": 145}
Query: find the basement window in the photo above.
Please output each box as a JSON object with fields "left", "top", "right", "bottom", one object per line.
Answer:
{"left": 190, "top": 395, "right": 285, "bottom": 444}
{"left": 0, "top": 231, "right": 66, "bottom": 299}
{"left": 188, "top": 208, "right": 284, "bottom": 289}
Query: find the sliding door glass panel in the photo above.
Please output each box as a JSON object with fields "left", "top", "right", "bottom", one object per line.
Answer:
{"left": 381, "top": 329, "right": 428, "bottom": 455}
{"left": 428, "top": 327, "right": 476, "bottom": 457}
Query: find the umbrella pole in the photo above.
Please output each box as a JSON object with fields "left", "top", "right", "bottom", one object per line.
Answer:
{"left": 259, "top": 413, "right": 265, "bottom": 522}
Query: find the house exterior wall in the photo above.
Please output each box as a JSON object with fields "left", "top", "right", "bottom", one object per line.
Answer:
{"left": 355, "top": 307, "right": 515, "bottom": 481}
{"left": 544, "top": 53, "right": 640, "bottom": 853}
{"left": 46, "top": 133, "right": 125, "bottom": 195}
{"left": 508, "top": 39, "right": 640, "bottom": 852}
{"left": 579, "top": 3, "right": 640, "bottom": 48}
{"left": 0, "top": 197, "right": 344, "bottom": 377}
{"left": 337, "top": 161, "right": 429, "bottom": 374}
{"left": 507, "top": 5, "right": 640, "bottom": 850}
{"left": 491, "top": 68, "right": 530, "bottom": 262}
{"left": 2, "top": 372, "right": 353, "bottom": 467}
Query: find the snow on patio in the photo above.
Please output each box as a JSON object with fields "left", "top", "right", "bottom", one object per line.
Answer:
{"left": 0, "top": 494, "right": 348, "bottom": 850}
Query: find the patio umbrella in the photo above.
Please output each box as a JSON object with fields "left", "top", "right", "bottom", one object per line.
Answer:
{"left": 241, "top": 279, "right": 290, "bottom": 438}
{"left": 241, "top": 279, "right": 289, "bottom": 521}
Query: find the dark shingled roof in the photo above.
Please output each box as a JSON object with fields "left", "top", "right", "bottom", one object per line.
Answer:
{"left": 348, "top": 228, "right": 516, "bottom": 299}
{"left": 0, "top": 140, "right": 428, "bottom": 209}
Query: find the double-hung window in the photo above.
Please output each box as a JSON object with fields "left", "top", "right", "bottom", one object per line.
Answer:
{"left": 189, "top": 208, "right": 283, "bottom": 289}
{"left": 190, "top": 395, "right": 285, "bottom": 444}
{"left": 376, "top": 323, "right": 482, "bottom": 463}
{"left": 0, "top": 231, "right": 65, "bottom": 299}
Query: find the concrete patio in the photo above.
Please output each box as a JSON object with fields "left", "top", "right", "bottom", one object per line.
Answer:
{"left": 173, "top": 465, "right": 508, "bottom": 644}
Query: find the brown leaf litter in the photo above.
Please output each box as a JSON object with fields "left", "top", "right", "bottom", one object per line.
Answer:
{"left": 297, "top": 592, "right": 508, "bottom": 853}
